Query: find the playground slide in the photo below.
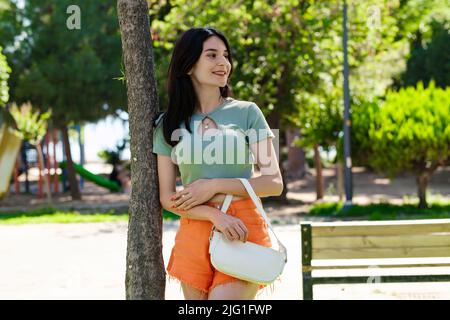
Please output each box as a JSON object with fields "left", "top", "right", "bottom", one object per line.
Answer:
{"left": 59, "top": 161, "right": 121, "bottom": 192}
{"left": 0, "top": 125, "right": 22, "bottom": 200}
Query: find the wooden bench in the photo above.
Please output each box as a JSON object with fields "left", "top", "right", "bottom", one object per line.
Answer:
{"left": 300, "top": 219, "right": 450, "bottom": 300}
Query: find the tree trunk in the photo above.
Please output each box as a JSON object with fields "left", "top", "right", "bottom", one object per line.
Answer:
{"left": 415, "top": 161, "right": 441, "bottom": 209}
{"left": 52, "top": 129, "right": 59, "bottom": 193}
{"left": 36, "top": 142, "right": 52, "bottom": 204}
{"left": 264, "top": 110, "right": 289, "bottom": 204}
{"left": 278, "top": 163, "right": 289, "bottom": 202}
{"left": 416, "top": 174, "right": 429, "bottom": 209}
{"left": 21, "top": 143, "right": 30, "bottom": 193}
{"left": 44, "top": 134, "right": 53, "bottom": 197}
{"left": 336, "top": 161, "right": 344, "bottom": 201}
{"left": 314, "top": 144, "right": 324, "bottom": 200}
{"left": 61, "top": 125, "right": 81, "bottom": 200}
{"left": 14, "top": 157, "right": 20, "bottom": 194}
{"left": 285, "top": 126, "right": 306, "bottom": 179}
{"left": 117, "top": 0, "right": 165, "bottom": 300}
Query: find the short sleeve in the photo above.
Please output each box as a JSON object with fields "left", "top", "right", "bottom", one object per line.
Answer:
{"left": 151, "top": 113, "right": 173, "bottom": 156}
{"left": 246, "top": 103, "right": 275, "bottom": 144}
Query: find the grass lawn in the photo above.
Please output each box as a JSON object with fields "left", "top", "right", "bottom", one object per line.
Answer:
{"left": 309, "top": 201, "right": 450, "bottom": 220}
{"left": 2, "top": 201, "right": 450, "bottom": 224}
{"left": 0, "top": 208, "right": 180, "bottom": 225}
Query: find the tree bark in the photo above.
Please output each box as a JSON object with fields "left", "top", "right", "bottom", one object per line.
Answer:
{"left": 117, "top": 0, "right": 165, "bottom": 300}
{"left": 52, "top": 129, "right": 59, "bottom": 193}
{"left": 285, "top": 126, "right": 306, "bottom": 179}
{"left": 277, "top": 162, "right": 289, "bottom": 203}
{"left": 21, "top": 143, "right": 30, "bottom": 193}
{"left": 336, "top": 161, "right": 344, "bottom": 201}
{"left": 36, "top": 142, "right": 52, "bottom": 204}
{"left": 314, "top": 144, "right": 324, "bottom": 200}
{"left": 14, "top": 157, "right": 20, "bottom": 194}
{"left": 265, "top": 110, "right": 289, "bottom": 204}
{"left": 61, "top": 125, "right": 81, "bottom": 200}
{"left": 416, "top": 174, "right": 428, "bottom": 209}
{"left": 415, "top": 160, "right": 441, "bottom": 209}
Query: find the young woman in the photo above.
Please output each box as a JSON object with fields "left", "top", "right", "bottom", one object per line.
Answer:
{"left": 152, "top": 27, "right": 283, "bottom": 300}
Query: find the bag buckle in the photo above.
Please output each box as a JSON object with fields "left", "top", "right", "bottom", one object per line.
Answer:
{"left": 209, "top": 226, "right": 216, "bottom": 241}
{"left": 209, "top": 226, "right": 223, "bottom": 241}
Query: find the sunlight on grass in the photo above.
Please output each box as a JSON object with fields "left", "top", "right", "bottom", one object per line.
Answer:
{"left": 0, "top": 208, "right": 180, "bottom": 225}
{"left": 309, "top": 200, "right": 450, "bottom": 220}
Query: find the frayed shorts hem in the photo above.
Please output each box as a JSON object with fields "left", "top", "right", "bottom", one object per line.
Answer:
{"left": 167, "top": 270, "right": 281, "bottom": 297}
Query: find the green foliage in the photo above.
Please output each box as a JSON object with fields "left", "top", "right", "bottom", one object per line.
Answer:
{"left": 151, "top": 0, "right": 341, "bottom": 124}
{"left": 97, "top": 138, "right": 128, "bottom": 166}
{"left": 97, "top": 149, "right": 121, "bottom": 166}
{"left": 365, "top": 82, "right": 450, "bottom": 177}
{"left": 0, "top": 46, "right": 10, "bottom": 107}
{"left": 309, "top": 201, "right": 450, "bottom": 220}
{"left": 350, "top": 82, "right": 449, "bottom": 208}
{"left": 350, "top": 97, "right": 381, "bottom": 167}
{"left": 291, "top": 89, "right": 343, "bottom": 149}
{"left": 7, "top": 0, "right": 126, "bottom": 126}
{"left": 400, "top": 21, "right": 450, "bottom": 88}
{"left": 9, "top": 102, "right": 51, "bottom": 144}
{"left": 0, "top": 0, "right": 21, "bottom": 50}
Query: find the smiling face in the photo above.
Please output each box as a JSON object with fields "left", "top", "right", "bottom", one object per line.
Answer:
{"left": 187, "top": 36, "right": 232, "bottom": 88}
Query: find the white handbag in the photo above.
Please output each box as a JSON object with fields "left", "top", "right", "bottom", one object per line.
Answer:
{"left": 209, "top": 178, "right": 287, "bottom": 285}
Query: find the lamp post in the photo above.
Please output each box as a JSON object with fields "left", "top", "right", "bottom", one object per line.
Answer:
{"left": 342, "top": 0, "right": 353, "bottom": 209}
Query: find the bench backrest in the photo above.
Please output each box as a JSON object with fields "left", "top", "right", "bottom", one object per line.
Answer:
{"left": 301, "top": 219, "right": 450, "bottom": 263}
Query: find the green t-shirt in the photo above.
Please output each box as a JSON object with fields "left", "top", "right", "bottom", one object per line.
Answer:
{"left": 151, "top": 97, "right": 275, "bottom": 185}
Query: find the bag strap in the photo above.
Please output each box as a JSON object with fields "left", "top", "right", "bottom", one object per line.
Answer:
{"left": 220, "top": 178, "right": 287, "bottom": 262}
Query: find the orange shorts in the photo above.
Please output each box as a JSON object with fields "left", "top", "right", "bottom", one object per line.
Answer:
{"left": 166, "top": 197, "right": 273, "bottom": 294}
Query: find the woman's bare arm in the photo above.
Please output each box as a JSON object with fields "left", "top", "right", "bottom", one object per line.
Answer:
{"left": 157, "top": 154, "right": 219, "bottom": 221}
{"left": 211, "top": 137, "right": 283, "bottom": 197}
{"left": 157, "top": 154, "right": 249, "bottom": 241}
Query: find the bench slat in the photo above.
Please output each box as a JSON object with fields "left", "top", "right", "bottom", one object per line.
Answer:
{"left": 311, "top": 257, "right": 450, "bottom": 269}
{"left": 311, "top": 221, "right": 450, "bottom": 237}
{"left": 312, "top": 266, "right": 450, "bottom": 278}
{"left": 314, "top": 234, "right": 450, "bottom": 250}
{"left": 311, "top": 274, "right": 450, "bottom": 285}
{"left": 313, "top": 246, "right": 450, "bottom": 259}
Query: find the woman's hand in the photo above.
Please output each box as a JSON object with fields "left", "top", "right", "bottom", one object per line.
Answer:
{"left": 210, "top": 210, "right": 248, "bottom": 243}
{"left": 171, "top": 179, "right": 216, "bottom": 211}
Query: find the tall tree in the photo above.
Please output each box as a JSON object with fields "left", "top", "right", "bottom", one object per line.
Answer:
{"left": 8, "top": 0, "right": 127, "bottom": 200}
{"left": 353, "top": 82, "right": 450, "bottom": 208}
{"left": 0, "top": 0, "right": 20, "bottom": 50}
{"left": 117, "top": 0, "right": 165, "bottom": 299}
{"left": 10, "top": 103, "right": 52, "bottom": 204}
{"left": 399, "top": 21, "right": 450, "bottom": 88}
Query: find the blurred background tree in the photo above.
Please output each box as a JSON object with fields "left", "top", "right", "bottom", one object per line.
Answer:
{"left": 9, "top": 103, "right": 52, "bottom": 203}
{"left": 353, "top": 82, "right": 449, "bottom": 209}
{"left": 1, "top": 0, "right": 127, "bottom": 200}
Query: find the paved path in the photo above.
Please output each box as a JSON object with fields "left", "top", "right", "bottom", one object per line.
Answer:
{"left": 1, "top": 221, "right": 449, "bottom": 300}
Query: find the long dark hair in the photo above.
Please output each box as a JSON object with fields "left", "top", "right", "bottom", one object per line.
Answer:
{"left": 155, "top": 27, "right": 234, "bottom": 147}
